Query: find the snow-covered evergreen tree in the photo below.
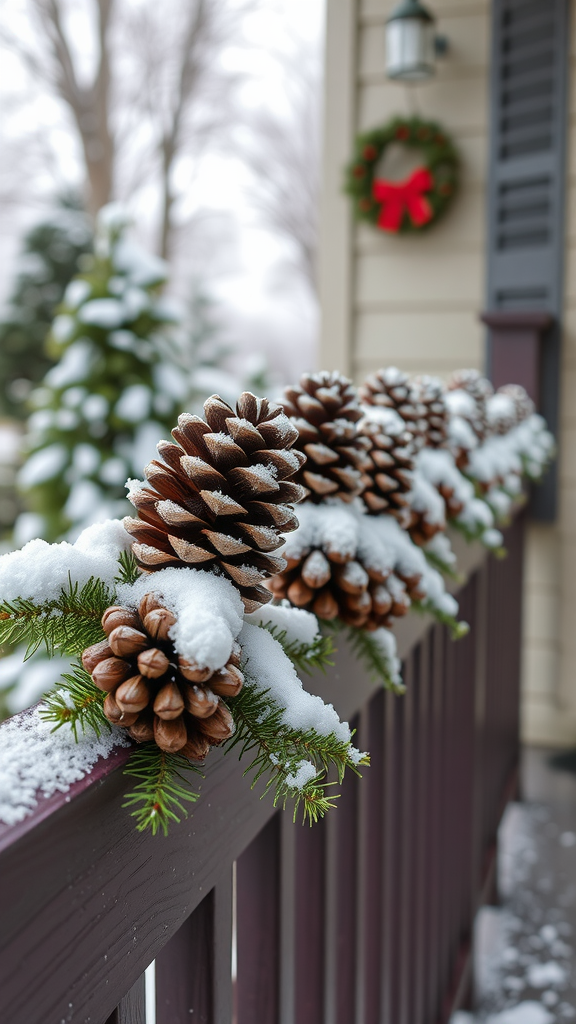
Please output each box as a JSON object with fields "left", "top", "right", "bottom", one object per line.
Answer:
{"left": 16, "top": 206, "right": 188, "bottom": 543}
{"left": 0, "top": 199, "right": 93, "bottom": 420}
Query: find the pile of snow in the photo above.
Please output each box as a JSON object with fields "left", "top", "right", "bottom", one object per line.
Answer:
{"left": 282, "top": 500, "right": 459, "bottom": 622}
{"left": 117, "top": 566, "right": 245, "bottom": 672}
{"left": 0, "top": 707, "right": 130, "bottom": 826}
{"left": 245, "top": 601, "right": 321, "bottom": 648}
{"left": 0, "top": 519, "right": 131, "bottom": 604}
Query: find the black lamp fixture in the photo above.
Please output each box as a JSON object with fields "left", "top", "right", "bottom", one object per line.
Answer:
{"left": 385, "top": 0, "right": 447, "bottom": 82}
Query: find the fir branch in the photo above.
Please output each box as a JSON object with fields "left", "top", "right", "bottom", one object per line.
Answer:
{"left": 423, "top": 547, "right": 462, "bottom": 581}
{"left": 115, "top": 550, "right": 141, "bottom": 585}
{"left": 123, "top": 743, "right": 202, "bottom": 836}
{"left": 225, "top": 679, "right": 368, "bottom": 825}
{"left": 342, "top": 623, "right": 406, "bottom": 694}
{"left": 256, "top": 621, "right": 335, "bottom": 675}
{"left": 39, "top": 661, "right": 109, "bottom": 739}
{"left": 0, "top": 575, "right": 112, "bottom": 658}
{"left": 412, "top": 600, "right": 470, "bottom": 640}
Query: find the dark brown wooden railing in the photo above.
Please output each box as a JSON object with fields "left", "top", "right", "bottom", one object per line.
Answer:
{"left": 0, "top": 512, "right": 525, "bottom": 1024}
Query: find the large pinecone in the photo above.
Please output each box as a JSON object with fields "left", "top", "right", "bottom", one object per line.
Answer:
{"left": 359, "top": 367, "right": 425, "bottom": 442}
{"left": 282, "top": 372, "right": 373, "bottom": 502}
{"left": 267, "top": 548, "right": 423, "bottom": 631}
{"left": 125, "top": 393, "right": 307, "bottom": 612}
{"left": 413, "top": 375, "right": 449, "bottom": 449}
{"left": 83, "top": 595, "right": 243, "bottom": 759}
{"left": 357, "top": 415, "right": 414, "bottom": 525}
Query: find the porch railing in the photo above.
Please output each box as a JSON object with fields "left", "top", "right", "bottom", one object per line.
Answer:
{"left": 0, "top": 512, "right": 525, "bottom": 1024}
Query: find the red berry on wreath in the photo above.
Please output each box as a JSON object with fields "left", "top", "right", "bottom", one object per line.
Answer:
{"left": 363, "top": 144, "right": 378, "bottom": 161}
{"left": 435, "top": 134, "right": 446, "bottom": 145}
{"left": 395, "top": 125, "right": 410, "bottom": 140}
{"left": 353, "top": 164, "right": 366, "bottom": 178}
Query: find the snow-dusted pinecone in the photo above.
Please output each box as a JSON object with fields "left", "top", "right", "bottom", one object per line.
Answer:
{"left": 124, "top": 393, "right": 307, "bottom": 612}
{"left": 359, "top": 367, "right": 425, "bottom": 442}
{"left": 413, "top": 375, "right": 449, "bottom": 449}
{"left": 497, "top": 384, "right": 535, "bottom": 423}
{"left": 357, "top": 416, "right": 414, "bottom": 525}
{"left": 447, "top": 369, "right": 494, "bottom": 442}
{"left": 267, "top": 549, "right": 423, "bottom": 631}
{"left": 82, "top": 596, "right": 243, "bottom": 759}
{"left": 281, "top": 372, "right": 373, "bottom": 502}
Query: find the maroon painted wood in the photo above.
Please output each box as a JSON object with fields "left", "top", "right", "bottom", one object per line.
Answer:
{"left": 481, "top": 309, "right": 553, "bottom": 404}
{"left": 0, "top": 516, "right": 526, "bottom": 1024}
{"left": 236, "top": 814, "right": 280, "bottom": 1024}
{"left": 105, "top": 975, "right": 146, "bottom": 1024}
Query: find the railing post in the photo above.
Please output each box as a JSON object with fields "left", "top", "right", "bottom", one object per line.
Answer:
{"left": 104, "top": 975, "right": 146, "bottom": 1024}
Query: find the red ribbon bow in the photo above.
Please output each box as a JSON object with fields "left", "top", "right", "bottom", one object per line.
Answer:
{"left": 372, "top": 168, "right": 434, "bottom": 232}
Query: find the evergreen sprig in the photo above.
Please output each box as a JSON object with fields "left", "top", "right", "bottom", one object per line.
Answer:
{"left": 423, "top": 547, "right": 462, "bottom": 581}
{"left": 123, "top": 743, "right": 202, "bottom": 836}
{"left": 412, "top": 599, "right": 470, "bottom": 640}
{"left": 40, "top": 661, "right": 108, "bottom": 739}
{"left": 225, "top": 678, "right": 368, "bottom": 825}
{"left": 115, "top": 549, "right": 141, "bottom": 585}
{"left": 256, "top": 621, "right": 335, "bottom": 675}
{"left": 339, "top": 622, "right": 406, "bottom": 694}
{"left": 0, "top": 575, "right": 111, "bottom": 658}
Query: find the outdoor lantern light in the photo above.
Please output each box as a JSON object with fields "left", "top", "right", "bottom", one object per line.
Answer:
{"left": 385, "top": 0, "right": 441, "bottom": 82}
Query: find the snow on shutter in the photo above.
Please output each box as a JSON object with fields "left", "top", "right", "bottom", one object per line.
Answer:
{"left": 486, "top": 0, "right": 570, "bottom": 519}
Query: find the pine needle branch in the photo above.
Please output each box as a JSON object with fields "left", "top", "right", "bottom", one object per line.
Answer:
{"left": 0, "top": 575, "right": 112, "bottom": 658}
{"left": 256, "top": 621, "right": 335, "bottom": 675}
{"left": 40, "top": 661, "right": 109, "bottom": 739}
{"left": 116, "top": 550, "right": 141, "bottom": 585}
{"left": 423, "top": 547, "right": 462, "bottom": 581}
{"left": 411, "top": 599, "right": 470, "bottom": 640}
{"left": 123, "top": 743, "right": 202, "bottom": 836}
{"left": 342, "top": 623, "right": 406, "bottom": 694}
{"left": 225, "top": 678, "right": 368, "bottom": 825}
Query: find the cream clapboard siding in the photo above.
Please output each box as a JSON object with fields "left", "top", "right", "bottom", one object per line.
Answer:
{"left": 319, "top": 0, "right": 576, "bottom": 746}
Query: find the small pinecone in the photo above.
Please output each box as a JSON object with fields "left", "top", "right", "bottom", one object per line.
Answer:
{"left": 408, "top": 511, "right": 446, "bottom": 548}
{"left": 359, "top": 367, "right": 425, "bottom": 441}
{"left": 125, "top": 393, "right": 307, "bottom": 613}
{"left": 82, "top": 596, "right": 244, "bottom": 759}
{"left": 447, "top": 369, "right": 494, "bottom": 442}
{"left": 267, "top": 549, "right": 424, "bottom": 631}
{"left": 497, "top": 384, "right": 535, "bottom": 423}
{"left": 281, "top": 372, "right": 373, "bottom": 502}
{"left": 412, "top": 376, "right": 449, "bottom": 449}
{"left": 357, "top": 416, "right": 414, "bottom": 526}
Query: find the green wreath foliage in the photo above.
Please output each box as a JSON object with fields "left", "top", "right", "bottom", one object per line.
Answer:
{"left": 344, "top": 116, "right": 460, "bottom": 234}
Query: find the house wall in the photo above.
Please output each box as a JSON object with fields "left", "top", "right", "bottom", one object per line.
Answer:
{"left": 319, "top": 0, "right": 576, "bottom": 746}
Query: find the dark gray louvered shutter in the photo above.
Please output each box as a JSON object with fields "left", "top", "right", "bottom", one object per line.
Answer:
{"left": 485, "top": 0, "right": 570, "bottom": 520}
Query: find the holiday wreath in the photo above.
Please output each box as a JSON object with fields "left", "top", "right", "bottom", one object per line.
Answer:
{"left": 344, "top": 116, "right": 459, "bottom": 234}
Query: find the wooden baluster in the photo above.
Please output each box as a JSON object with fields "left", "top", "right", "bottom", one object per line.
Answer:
{"left": 358, "top": 689, "right": 385, "bottom": 1024}
{"left": 294, "top": 813, "right": 326, "bottom": 1024}
{"left": 236, "top": 815, "right": 280, "bottom": 1024}
{"left": 155, "top": 870, "right": 233, "bottom": 1024}
{"left": 104, "top": 975, "right": 146, "bottom": 1024}
{"left": 324, "top": 714, "right": 359, "bottom": 1024}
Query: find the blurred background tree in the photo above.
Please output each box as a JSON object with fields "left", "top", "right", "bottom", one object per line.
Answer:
{"left": 0, "top": 196, "right": 93, "bottom": 420}
{"left": 16, "top": 206, "right": 187, "bottom": 543}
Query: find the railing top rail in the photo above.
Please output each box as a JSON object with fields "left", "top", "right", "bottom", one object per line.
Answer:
{"left": 0, "top": 528, "right": 490, "bottom": 1024}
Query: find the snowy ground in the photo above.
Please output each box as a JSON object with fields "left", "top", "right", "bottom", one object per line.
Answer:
{"left": 452, "top": 748, "right": 576, "bottom": 1024}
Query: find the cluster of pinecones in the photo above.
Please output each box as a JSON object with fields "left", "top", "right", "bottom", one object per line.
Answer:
{"left": 81, "top": 377, "right": 532, "bottom": 754}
